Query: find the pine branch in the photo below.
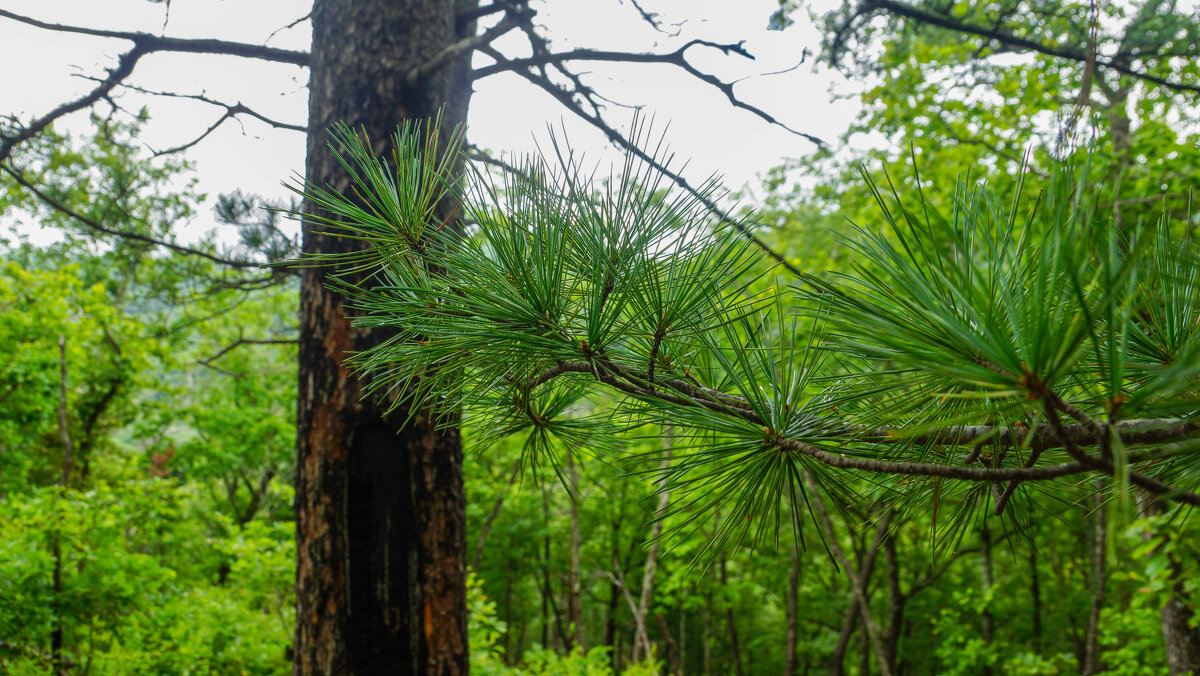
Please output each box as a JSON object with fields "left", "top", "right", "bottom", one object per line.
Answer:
{"left": 76, "top": 80, "right": 307, "bottom": 156}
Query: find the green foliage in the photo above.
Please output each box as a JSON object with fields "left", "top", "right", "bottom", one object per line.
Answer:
{"left": 300, "top": 117, "right": 1200, "bottom": 564}
{"left": 772, "top": 0, "right": 1200, "bottom": 237}
{"left": 469, "top": 572, "right": 660, "bottom": 676}
{"left": 0, "top": 260, "right": 156, "bottom": 492}
{"left": 0, "top": 115, "right": 297, "bottom": 673}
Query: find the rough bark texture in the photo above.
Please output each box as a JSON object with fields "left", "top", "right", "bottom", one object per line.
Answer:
{"left": 294, "top": 1, "right": 476, "bottom": 673}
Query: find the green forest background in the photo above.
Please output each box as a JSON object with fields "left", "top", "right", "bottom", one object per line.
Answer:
{"left": 3, "top": 1, "right": 1200, "bottom": 674}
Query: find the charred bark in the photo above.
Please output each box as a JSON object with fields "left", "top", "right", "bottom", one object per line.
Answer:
{"left": 294, "top": 1, "right": 477, "bottom": 673}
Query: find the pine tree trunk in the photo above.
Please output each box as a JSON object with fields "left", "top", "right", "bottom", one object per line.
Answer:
{"left": 294, "top": 1, "right": 477, "bottom": 673}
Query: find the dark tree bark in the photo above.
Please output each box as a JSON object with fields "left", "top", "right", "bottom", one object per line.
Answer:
{"left": 294, "top": 1, "right": 477, "bottom": 673}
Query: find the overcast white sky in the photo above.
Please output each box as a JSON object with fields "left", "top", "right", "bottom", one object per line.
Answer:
{"left": 0, "top": 0, "right": 863, "bottom": 242}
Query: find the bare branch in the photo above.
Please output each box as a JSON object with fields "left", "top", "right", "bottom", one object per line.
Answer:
{"left": 407, "top": 15, "right": 522, "bottom": 86}
{"left": 0, "top": 9, "right": 310, "bottom": 66}
{"left": 266, "top": 11, "right": 311, "bottom": 44}
{"left": 1, "top": 163, "right": 269, "bottom": 270}
{"left": 97, "top": 81, "right": 307, "bottom": 137}
{"left": 77, "top": 81, "right": 306, "bottom": 156}
{"left": 625, "top": 0, "right": 684, "bottom": 37}
{"left": 482, "top": 50, "right": 807, "bottom": 279}
{"left": 465, "top": 145, "right": 544, "bottom": 192}
{"left": 199, "top": 337, "right": 299, "bottom": 366}
{"left": 0, "top": 47, "right": 144, "bottom": 166}
{"left": 475, "top": 39, "right": 828, "bottom": 147}
{"left": 456, "top": 2, "right": 514, "bottom": 26}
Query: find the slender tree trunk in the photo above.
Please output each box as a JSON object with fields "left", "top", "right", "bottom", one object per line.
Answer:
{"left": 51, "top": 335, "right": 73, "bottom": 675}
{"left": 980, "top": 522, "right": 995, "bottom": 676}
{"left": 656, "top": 612, "right": 681, "bottom": 676}
{"left": 503, "top": 563, "right": 514, "bottom": 664}
{"left": 679, "top": 598, "right": 687, "bottom": 676}
{"left": 566, "top": 448, "right": 584, "bottom": 650}
{"left": 883, "top": 536, "right": 905, "bottom": 674}
{"left": 1029, "top": 547, "right": 1042, "bottom": 654}
{"left": 470, "top": 470, "right": 515, "bottom": 572}
{"left": 721, "top": 553, "right": 746, "bottom": 676}
{"left": 703, "top": 585, "right": 713, "bottom": 676}
{"left": 543, "top": 489, "right": 551, "bottom": 648}
{"left": 830, "top": 595, "right": 860, "bottom": 676}
{"left": 605, "top": 513, "right": 621, "bottom": 671}
{"left": 785, "top": 540, "right": 800, "bottom": 675}
{"left": 632, "top": 444, "right": 673, "bottom": 663}
{"left": 1082, "top": 487, "right": 1106, "bottom": 676}
{"left": 540, "top": 488, "right": 568, "bottom": 649}
{"left": 830, "top": 523, "right": 892, "bottom": 676}
{"left": 295, "top": 2, "right": 477, "bottom": 673}
{"left": 802, "top": 470, "right": 892, "bottom": 676}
